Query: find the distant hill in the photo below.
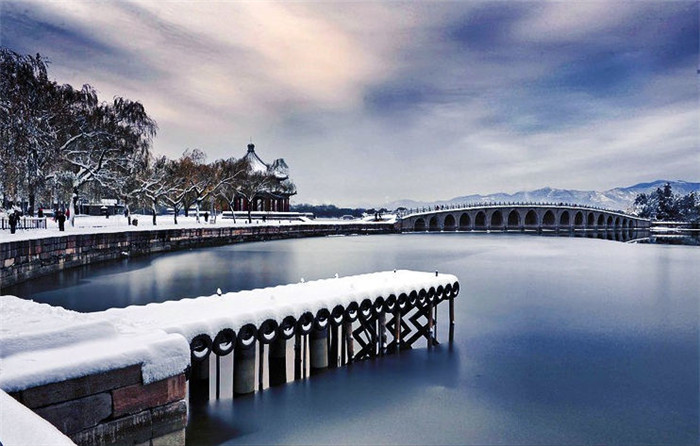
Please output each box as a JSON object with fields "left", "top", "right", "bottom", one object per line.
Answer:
{"left": 383, "top": 180, "right": 700, "bottom": 212}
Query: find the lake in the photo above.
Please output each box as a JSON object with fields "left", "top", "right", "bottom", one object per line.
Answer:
{"left": 5, "top": 233, "right": 699, "bottom": 445}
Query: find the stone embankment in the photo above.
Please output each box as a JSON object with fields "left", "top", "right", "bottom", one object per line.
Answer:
{"left": 8, "top": 365, "right": 187, "bottom": 446}
{"left": 1, "top": 223, "right": 396, "bottom": 288}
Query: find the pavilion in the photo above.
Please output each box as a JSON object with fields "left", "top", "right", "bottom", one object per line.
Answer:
{"left": 234, "top": 143, "right": 296, "bottom": 212}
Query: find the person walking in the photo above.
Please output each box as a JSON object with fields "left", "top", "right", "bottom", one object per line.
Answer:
{"left": 57, "top": 210, "right": 66, "bottom": 231}
{"left": 8, "top": 211, "right": 17, "bottom": 234}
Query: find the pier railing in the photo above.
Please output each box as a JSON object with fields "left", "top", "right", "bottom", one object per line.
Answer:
{"left": 102, "top": 270, "right": 460, "bottom": 401}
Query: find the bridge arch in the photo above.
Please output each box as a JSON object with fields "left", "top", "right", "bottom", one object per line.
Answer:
{"left": 597, "top": 214, "right": 604, "bottom": 227}
{"left": 587, "top": 212, "right": 595, "bottom": 227}
{"left": 560, "top": 210, "right": 570, "bottom": 226}
{"left": 414, "top": 218, "right": 426, "bottom": 232}
{"left": 543, "top": 210, "right": 556, "bottom": 227}
{"left": 459, "top": 213, "right": 470, "bottom": 230}
{"left": 614, "top": 216, "right": 621, "bottom": 229}
{"left": 507, "top": 210, "right": 521, "bottom": 229}
{"left": 443, "top": 214, "right": 456, "bottom": 231}
{"left": 475, "top": 211, "right": 486, "bottom": 229}
{"left": 524, "top": 209, "right": 538, "bottom": 227}
{"left": 606, "top": 215, "right": 613, "bottom": 228}
{"left": 489, "top": 210, "right": 504, "bottom": 229}
{"left": 574, "top": 211, "right": 584, "bottom": 227}
{"left": 429, "top": 216, "right": 439, "bottom": 232}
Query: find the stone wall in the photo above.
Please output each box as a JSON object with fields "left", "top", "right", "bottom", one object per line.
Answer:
{"left": 8, "top": 365, "right": 187, "bottom": 446}
{"left": 1, "top": 223, "right": 395, "bottom": 288}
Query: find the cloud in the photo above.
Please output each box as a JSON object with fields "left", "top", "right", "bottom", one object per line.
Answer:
{"left": 1, "top": 0, "right": 697, "bottom": 206}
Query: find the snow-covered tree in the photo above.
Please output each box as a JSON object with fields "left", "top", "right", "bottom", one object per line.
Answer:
{"left": 237, "top": 170, "right": 278, "bottom": 223}
{"left": 214, "top": 157, "right": 249, "bottom": 222}
{"left": 57, "top": 91, "right": 157, "bottom": 226}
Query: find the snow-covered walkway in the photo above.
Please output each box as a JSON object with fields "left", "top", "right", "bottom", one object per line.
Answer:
{"left": 0, "top": 214, "right": 397, "bottom": 243}
{"left": 1, "top": 270, "right": 457, "bottom": 393}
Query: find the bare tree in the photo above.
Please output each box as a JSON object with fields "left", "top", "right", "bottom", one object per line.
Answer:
{"left": 214, "top": 157, "right": 249, "bottom": 223}
{"left": 237, "top": 171, "right": 277, "bottom": 223}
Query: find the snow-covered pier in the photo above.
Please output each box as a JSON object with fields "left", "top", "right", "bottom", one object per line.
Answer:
{"left": 104, "top": 269, "right": 460, "bottom": 400}
{"left": 1, "top": 270, "right": 459, "bottom": 445}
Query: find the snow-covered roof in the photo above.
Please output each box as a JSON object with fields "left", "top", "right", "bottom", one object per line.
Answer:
{"left": 242, "top": 143, "right": 290, "bottom": 180}
{"left": 243, "top": 143, "right": 270, "bottom": 174}
{"left": 269, "top": 158, "right": 289, "bottom": 180}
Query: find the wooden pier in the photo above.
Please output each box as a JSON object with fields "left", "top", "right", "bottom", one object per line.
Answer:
{"left": 102, "top": 270, "right": 460, "bottom": 402}
{"left": 1, "top": 270, "right": 459, "bottom": 445}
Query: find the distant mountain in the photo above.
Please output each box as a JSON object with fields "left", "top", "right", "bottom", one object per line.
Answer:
{"left": 383, "top": 180, "right": 700, "bottom": 212}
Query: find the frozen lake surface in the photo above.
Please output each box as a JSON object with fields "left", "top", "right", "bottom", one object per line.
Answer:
{"left": 6, "top": 233, "right": 699, "bottom": 445}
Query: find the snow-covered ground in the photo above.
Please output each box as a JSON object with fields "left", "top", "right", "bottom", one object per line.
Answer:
{"left": 0, "top": 213, "right": 397, "bottom": 243}
{"left": 0, "top": 389, "right": 76, "bottom": 446}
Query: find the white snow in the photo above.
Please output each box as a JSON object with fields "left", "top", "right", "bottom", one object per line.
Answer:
{"left": 0, "top": 270, "right": 456, "bottom": 393}
{"left": 102, "top": 270, "right": 458, "bottom": 345}
{"left": 0, "top": 214, "right": 393, "bottom": 243}
{"left": 0, "top": 296, "right": 190, "bottom": 392}
{"left": 0, "top": 390, "right": 76, "bottom": 446}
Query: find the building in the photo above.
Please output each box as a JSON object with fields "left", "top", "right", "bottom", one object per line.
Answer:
{"left": 234, "top": 143, "right": 296, "bottom": 212}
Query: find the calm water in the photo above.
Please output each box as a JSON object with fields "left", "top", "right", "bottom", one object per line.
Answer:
{"left": 5, "top": 233, "right": 699, "bottom": 445}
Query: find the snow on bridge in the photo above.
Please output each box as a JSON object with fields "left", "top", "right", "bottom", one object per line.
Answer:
{"left": 398, "top": 203, "right": 651, "bottom": 232}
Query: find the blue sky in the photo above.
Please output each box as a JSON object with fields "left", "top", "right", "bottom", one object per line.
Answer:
{"left": 2, "top": 1, "right": 697, "bottom": 206}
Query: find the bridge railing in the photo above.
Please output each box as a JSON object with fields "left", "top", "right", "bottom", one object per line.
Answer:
{"left": 396, "top": 202, "right": 637, "bottom": 219}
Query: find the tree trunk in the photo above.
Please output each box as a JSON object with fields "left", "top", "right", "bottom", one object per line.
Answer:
{"left": 195, "top": 198, "right": 201, "bottom": 223}
{"left": 70, "top": 189, "right": 78, "bottom": 227}
{"left": 173, "top": 205, "right": 179, "bottom": 224}
{"left": 228, "top": 201, "right": 236, "bottom": 223}
{"left": 152, "top": 203, "right": 157, "bottom": 225}
{"left": 247, "top": 208, "right": 252, "bottom": 223}
{"left": 28, "top": 192, "right": 35, "bottom": 216}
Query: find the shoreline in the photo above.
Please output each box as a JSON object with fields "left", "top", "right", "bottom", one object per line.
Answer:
{"left": 1, "top": 220, "right": 397, "bottom": 289}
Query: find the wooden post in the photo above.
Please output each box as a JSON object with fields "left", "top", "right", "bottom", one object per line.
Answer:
{"left": 189, "top": 357, "right": 210, "bottom": 403}
{"left": 215, "top": 355, "right": 221, "bottom": 399}
{"left": 378, "top": 311, "right": 386, "bottom": 357}
{"left": 427, "top": 302, "right": 434, "bottom": 349}
{"left": 294, "top": 332, "right": 302, "bottom": 380}
{"left": 234, "top": 344, "right": 256, "bottom": 396}
{"left": 394, "top": 310, "right": 402, "bottom": 353}
{"left": 269, "top": 337, "right": 287, "bottom": 386}
{"left": 343, "top": 321, "right": 354, "bottom": 364}
{"left": 329, "top": 326, "right": 338, "bottom": 368}
{"left": 433, "top": 304, "right": 438, "bottom": 343}
{"left": 310, "top": 326, "right": 329, "bottom": 375}
{"left": 303, "top": 334, "right": 308, "bottom": 379}
{"left": 258, "top": 341, "right": 265, "bottom": 391}
{"left": 449, "top": 297, "right": 455, "bottom": 343}
{"left": 340, "top": 326, "right": 346, "bottom": 366}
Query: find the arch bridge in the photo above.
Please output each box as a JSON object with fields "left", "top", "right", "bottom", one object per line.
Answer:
{"left": 398, "top": 204, "right": 651, "bottom": 233}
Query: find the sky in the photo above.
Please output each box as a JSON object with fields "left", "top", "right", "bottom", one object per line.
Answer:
{"left": 1, "top": 1, "right": 698, "bottom": 207}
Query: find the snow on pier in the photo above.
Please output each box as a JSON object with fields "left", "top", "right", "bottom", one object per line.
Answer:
{"left": 103, "top": 270, "right": 459, "bottom": 347}
{"left": 1, "top": 270, "right": 459, "bottom": 395}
